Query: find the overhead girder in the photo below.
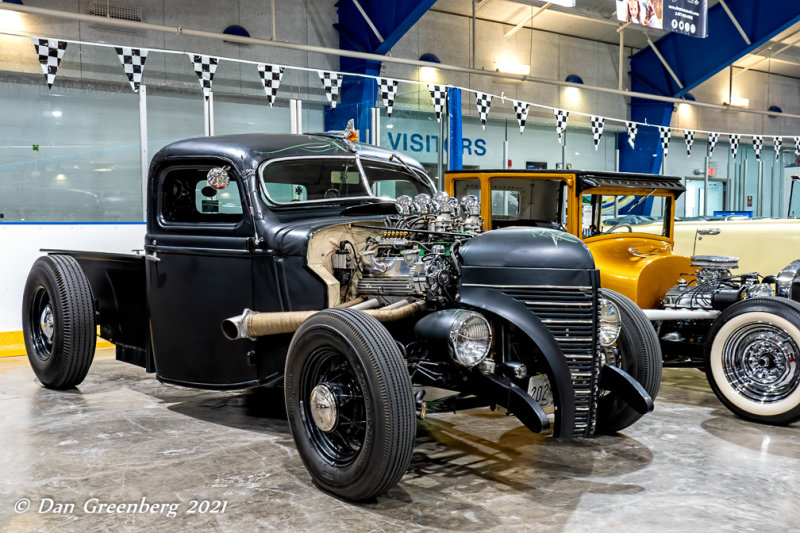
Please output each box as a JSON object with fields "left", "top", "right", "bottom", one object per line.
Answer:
{"left": 622, "top": 0, "right": 800, "bottom": 174}
{"left": 326, "top": 0, "right": 437, "bottom": 134}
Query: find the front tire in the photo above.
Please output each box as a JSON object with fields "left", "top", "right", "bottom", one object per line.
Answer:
{"left": 22, "top": 255, "right": 96, "bottom": 389}
{"left": 284, "top": 308, "right": 416, "bottom": 501}
{"left": 705, "top": 298, "right": 800, "bottom": 425}
{"left": 595, "top": 288, "right": 662, "bottom": 434}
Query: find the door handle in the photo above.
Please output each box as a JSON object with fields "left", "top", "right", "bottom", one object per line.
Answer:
{"left": 145, "top": 252, "right": 161, "bottom": 263}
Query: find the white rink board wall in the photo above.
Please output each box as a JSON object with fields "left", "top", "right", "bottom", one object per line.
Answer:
{"left": 0, "top": 224, "right": 146, "bottom": 332}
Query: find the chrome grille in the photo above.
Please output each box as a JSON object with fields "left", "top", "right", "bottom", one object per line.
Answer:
{"left": 468, "top": 283, "right": 599, "bottom": 436}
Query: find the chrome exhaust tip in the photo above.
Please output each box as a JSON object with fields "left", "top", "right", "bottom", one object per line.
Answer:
{"left": 221, "top": 308, "right": 255, "bottom": 341}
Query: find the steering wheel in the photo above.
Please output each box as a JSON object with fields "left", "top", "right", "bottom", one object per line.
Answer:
{"left": 323, "top": 188, "right": 340, "bottom": 199}
{"left": 606, "top": 223, "right": 633, "bottom": 233}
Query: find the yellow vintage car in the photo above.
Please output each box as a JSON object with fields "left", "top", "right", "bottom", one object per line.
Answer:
{"left": 445, "top": 169, "right": 800, "bottom": 426}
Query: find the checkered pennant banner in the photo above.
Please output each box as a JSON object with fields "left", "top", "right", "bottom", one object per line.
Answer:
{"left": 626, "top": 121, "right": 638, "bottom": 149}
{"left": 189, "top": 54, "right": 219, "bottom": 98}
{"left": 257, "top": 64, "right": 284, "bottom": 107}
{"left": 318, "top": 71, "right": 343, "bottom": 109}
{"left": 753, "top": 135, "right": 763, "bottom": 160}
{"left": 774, "top": 136, "right": 783, "bottom": 160}
{"left": 32, "top": 38, "right": 68, "bottom": 89}
{"left": 684, "top": 130, "right": 695, "bottom": 157}
{"left": 795, "top": 137, "right": 800, "bottom": 156}
{"left": 513, "top": 100, "right": 529, "bottom": 133}
{"left": 475, "top": 92, "right": 492, "bottom": 129}
{"left": 708, "top": 132, "right": 720, "bottom": 156}
{"left": 659, "top": 126, "right": 671, "bottom": 158}
{"left": 590, "top": 116, "right": 604, "bottom": 150}
{"left": 554, "top": 109, "right": 569, "bottom": 144}
{"left": 115, "top": 47, "right": 148, "bottom": 93}
{"left": 378, "top": 78, "right": 399, "bottom": 116}
{"left": 427, "top": 84, "right": 448, "bottom": 122}
{"left": 730, "top": 134, "right": 741, "bottom": 159}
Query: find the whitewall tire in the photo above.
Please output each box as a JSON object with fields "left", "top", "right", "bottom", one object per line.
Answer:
{"left": 705, "top": 298, "right": 800, "bottom": 425}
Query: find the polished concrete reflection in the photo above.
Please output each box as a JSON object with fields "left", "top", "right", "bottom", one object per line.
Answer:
{"left": 1, "top": 349, "right": 798, "bottom": 532}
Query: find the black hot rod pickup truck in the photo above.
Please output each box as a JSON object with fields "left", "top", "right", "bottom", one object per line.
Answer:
{"left": 22, "top": 132, "right": 660, "bottom": 500}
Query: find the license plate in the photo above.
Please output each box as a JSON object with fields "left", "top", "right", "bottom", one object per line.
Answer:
{"left": 527, "top": 374, "right": 553, "bottom": 409}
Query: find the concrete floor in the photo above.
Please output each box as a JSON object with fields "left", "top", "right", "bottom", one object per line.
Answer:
{"left": 1, "top": 349, "right": 798, "bottom": 532}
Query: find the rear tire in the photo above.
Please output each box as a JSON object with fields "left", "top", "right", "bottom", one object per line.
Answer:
{"left": 705, "top": 298, "right": 800, "bottom": 425}
{"left": 284, "top": 308, "right": 416, "bottom": 501}
{"left": 22, "top": 255, "right": 96, "bottom": 389}
{"left": 595, "top": 288, "right": 662, "bottom": 434}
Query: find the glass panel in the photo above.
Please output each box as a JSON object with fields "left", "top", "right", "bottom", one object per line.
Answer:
{"left": 147, "top": 90, "right": 205, "bottom": 156}
{"left": 582, "top": 193, "right": 669, "bottom": 237}
{"left": 161, "top": 167, "right": 242, "bottom": 224}
{"left": 492, "top": 190, "right": 519, "bottom": 217}
{"left": 453, "top": 179, "right": 480, "bottom": 201}
{"left": 488, "top": 177, "right": 564, "bottom": 228}
{"left": 0, "top": 80, "right": 142, "bottom": 222}
{"left": 361, "top": 160, "right": 433, "bottom": 198}
{"left": 261, "top": 158, "right": 367, "bottom": 203}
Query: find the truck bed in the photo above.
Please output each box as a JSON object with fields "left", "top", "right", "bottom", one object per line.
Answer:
{"left": 42, "top": 249, "right": 150, "bottom": 370}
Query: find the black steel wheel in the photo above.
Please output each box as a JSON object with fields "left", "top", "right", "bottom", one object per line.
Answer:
{"left": 284, "top": 308, "right": 416, "bottom": 501}
{"left": 705, "top": 298, "right": 800, "bottom": 425}
{"left": 595, "top": 288, "right": 662, "bottom": 434}
{"left": 22, "top": 255, "right": 96, "bottom": 389}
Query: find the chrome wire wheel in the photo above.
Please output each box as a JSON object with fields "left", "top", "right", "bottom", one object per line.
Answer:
{"left": 706, "top": 298, "right": 800, "bottom": 425}
{"left": 720, "top": 322, "right": 800, "bottom": 405}
{"left": 299, "top": 348, "right": 367, "bottom": 467}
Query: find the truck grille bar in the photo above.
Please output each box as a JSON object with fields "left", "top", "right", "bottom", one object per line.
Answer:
{"left": 495, "top": 284, "right": 600, "bottom": 437}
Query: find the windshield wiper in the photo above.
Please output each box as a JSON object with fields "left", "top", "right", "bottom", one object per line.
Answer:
{"left": 629, "top": 188, "right": 656, "bottom": 211}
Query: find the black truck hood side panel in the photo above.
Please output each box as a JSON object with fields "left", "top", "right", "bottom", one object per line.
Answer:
{"left": 459, "top": 227, "right": 595, "bottom": 269}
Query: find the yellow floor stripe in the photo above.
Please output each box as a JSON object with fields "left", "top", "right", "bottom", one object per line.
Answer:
{"left": 0, "top": 330, "right": 113, "bottom": 357}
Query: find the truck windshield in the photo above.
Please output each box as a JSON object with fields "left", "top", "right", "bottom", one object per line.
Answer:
{"left": 260, "top": 157, "right": 431, "bottom": 205}
{"left": 581, "top": 193, "right": 671, "bottom": 237}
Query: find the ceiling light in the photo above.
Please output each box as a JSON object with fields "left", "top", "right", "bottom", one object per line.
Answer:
{"left": 51, "top": 110, "right": 62, "bottom": 117}
{"left": 495, "top": 60, "right": 530, "bottom": 76}
{"left": 549, "top": 0, "right": 575, "bottom": 5}
{"left": 723, "top": 95, "right": 749, "bottom": 107}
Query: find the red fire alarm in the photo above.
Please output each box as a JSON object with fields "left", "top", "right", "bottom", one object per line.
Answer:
{"left": 747, "top": 195, "right": 752, "bottom": 207}
{"left": 507, "top": 159, "right": 512, "bottom": 168}
{"left": 708, "top": 167, "right": 715, "bottom": 176}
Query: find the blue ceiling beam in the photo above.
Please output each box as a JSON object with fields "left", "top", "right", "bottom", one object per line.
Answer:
{"left": 326, "top": 0, "right": 437, "bottom": 135}
{"left": 631, "top": 1, "right": 800, "bottom": 98}
{"left": 622, "top": 0, "right": 800, "bottom": 174}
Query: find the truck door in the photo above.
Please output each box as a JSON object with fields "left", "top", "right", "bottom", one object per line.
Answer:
{"left": 145, "top": 163, "right": 256, "bottom": 387}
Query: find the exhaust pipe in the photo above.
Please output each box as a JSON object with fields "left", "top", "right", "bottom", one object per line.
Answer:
{"left": 221, "top": 300, "right": 424, "bottom": 340}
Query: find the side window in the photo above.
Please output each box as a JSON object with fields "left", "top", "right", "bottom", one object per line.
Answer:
{"left": 453, "top": 179, "right": 480, "bottom": 201}
{"left": 491, "top": 190, "right": 520, "bottom": 218}
{"left": 160, "top": 167, "right": 244, "bottom": 224}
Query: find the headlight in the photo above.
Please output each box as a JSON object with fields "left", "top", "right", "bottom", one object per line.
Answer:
{"left": 598, "top": 298, "right": 621, "bottom": 347}
{"left": 448, "top": 310, "right": 492, "bottom": 367}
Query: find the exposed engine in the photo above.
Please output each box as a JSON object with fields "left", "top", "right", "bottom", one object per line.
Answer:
{"left": 661, "top": 255, "right": 772, "bottom": 311}
{"left": 330, "top": 192, "right": 483, "bottom": 305}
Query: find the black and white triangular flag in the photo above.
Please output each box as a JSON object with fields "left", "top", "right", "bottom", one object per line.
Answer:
{"left": 795, "top": 137, "right": 800, "bottom": 156}
{"left": 684, "top": 130, "right": 695, "bottom": 157}
{"left": 33, "top": 38, "right": 68, "bottom": 89}
{"left": 590, "top": 116, "right": 604, "bottom": 150}
{"left": 554, "top": 109, "right": 569, "bottom": 144}
{"left": 753, "top": 135, "right": 763, "bottom": 160}
{"left": 427, "top": 84, "right": 448, "bottom": 123}
{"left": 730, "top": 134, "right": 741, "bottom": 159}
{"left": 378, "top": 78, "right": 399, "bottom": 116}
{"left": 659, "top": 126, "right": 671, "bottom": 158}
{"left": 626, "top": 121, "right": 638, "bottom": 149}
{"left": 257, "top": 64, "right": 284, "bottom": 107}
{"left": 318, "top": 71, "right": 343, "bottom": 109}
{"left": 513, "top": 100, "right": 529, "bottom": 133}
{"left": 189, "top": 54, "right": 219, "bottom": 98}
{"left": 774, "top": 136, "right": 783, "bottom": 160}
{"left": 475, "top": 92, "right": 492, "bottom": 130}
{"left": 708, "top": 132, "right": 720, "bottom": 156}
{"left": 115, "top": 47, "right": 148, "bottom": 93}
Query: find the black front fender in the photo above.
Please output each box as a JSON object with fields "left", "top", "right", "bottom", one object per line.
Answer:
{"left": 458, "top": 286, "right": 576, "bottom": 439}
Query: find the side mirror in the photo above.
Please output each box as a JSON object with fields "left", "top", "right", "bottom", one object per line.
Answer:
{"left": 697, "top": 228, "right": 720, "bottom": 236}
